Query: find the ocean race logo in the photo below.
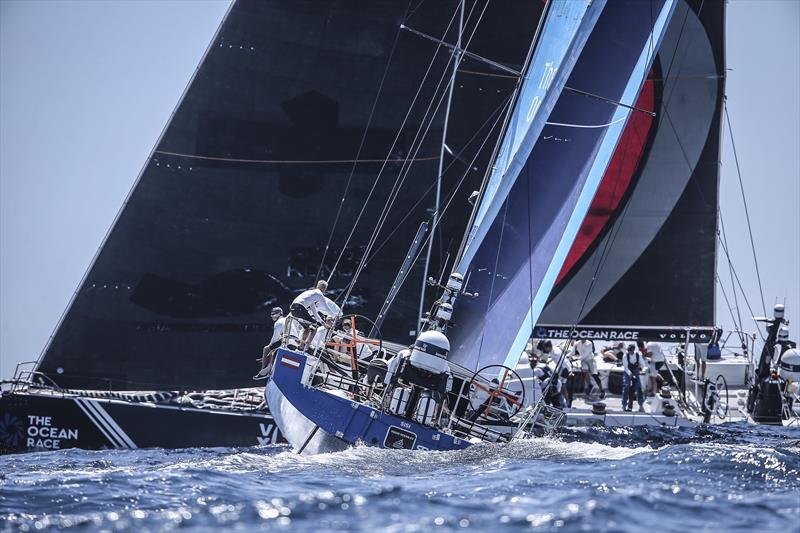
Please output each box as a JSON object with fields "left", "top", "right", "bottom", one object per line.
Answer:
{"left": 535, "top": 326, "right": 712, "bottom": 342}
{"left": 0, "top": 413, "right": 25, "bottom": 447}
{"left": 25, "top": 415, "right": 80, "bottom": 450}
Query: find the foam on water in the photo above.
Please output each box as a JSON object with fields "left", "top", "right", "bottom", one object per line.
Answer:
{"left": 1, "top": 424, "right": 799, "bottom": 532}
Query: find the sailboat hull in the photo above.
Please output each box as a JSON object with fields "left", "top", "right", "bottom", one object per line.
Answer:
{"left": 0, "top": 391, "right": 282, "bottom": 454}
{"left": 265, "top": 378, "right": 348, "bottom": 454}
{"left": 267, "top": 349, "right": 472, "bottom": 453}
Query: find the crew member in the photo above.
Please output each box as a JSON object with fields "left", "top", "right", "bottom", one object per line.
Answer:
{"left": 775, "top": 326, "right": 797, "bottom": 366}
{"left": 533, "top": 361, "right": 564, "bottom": 408}
{"left": 310, "top": 317, "right": 335, "bottom": 353}
{"left": 601, "top": 342, "right": 624, "bottom": 363}
{"left": 561, "top": 358, "right": 578, "bottom": 408}
{"left": 571, "top": 339, "right": 605, "bottom": 399}
{"left": 622, "top": 344, "right": 645, "bottom": 412}
{"left": 527, "top": 352, "right": 544, "bottom": 406}
{"left": 254, "top": 307, "right": 286, "bottom": 380}
{"left": 290, "top": 280, "right": 339, "bottom": 349}
{"left": 532, "top": 339, "right": 554, "bottom": 361}
{"left": 645, "top": 342, "right": 666, "bottom": 395}
{"left": 694, "top": 338, "right": 711, "bottom": 381}
{"left": 339, "top": 319, "right": 375, "bottom": 362}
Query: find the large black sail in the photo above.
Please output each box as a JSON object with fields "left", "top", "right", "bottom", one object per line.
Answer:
{"left": 35, "top": 0, "right": 544, "bottom": 390}
{"left": 537, "top": 0, "right": 725, "bottom": 343}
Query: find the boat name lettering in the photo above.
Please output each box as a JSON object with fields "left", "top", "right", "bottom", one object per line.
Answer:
{"left": 26, "top": 415, "right": 79, "bottom": 450}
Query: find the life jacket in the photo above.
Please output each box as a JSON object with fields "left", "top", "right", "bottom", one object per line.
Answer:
{"left": 627, "top": 351, "right": 642, "bottom": 374}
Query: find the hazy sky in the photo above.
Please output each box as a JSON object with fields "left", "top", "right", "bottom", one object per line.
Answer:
{"left": 1, "top": 0, "right": 798, "bottom": 381}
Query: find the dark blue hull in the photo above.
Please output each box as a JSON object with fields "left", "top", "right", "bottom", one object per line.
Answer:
{"left": 268, "top": 349, "right": 471, "bottom": 452}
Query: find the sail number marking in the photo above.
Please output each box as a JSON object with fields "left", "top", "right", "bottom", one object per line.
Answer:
{"left": 526, "top": 62, "right": 558, "bottom": 123}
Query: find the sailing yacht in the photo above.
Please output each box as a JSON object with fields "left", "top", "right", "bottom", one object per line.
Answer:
{"left": 266, "top": 0, "right": 683, "bottom": 453}
{"left": 0, "top": 0, "right": 547, "bottom": 453}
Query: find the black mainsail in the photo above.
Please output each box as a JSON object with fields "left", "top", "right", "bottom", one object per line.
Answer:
{"left": 537, "top": 0, "right": 725, "bottom": 343}
{"left": 34, "top": 0, "right": 544, "bottom": 390}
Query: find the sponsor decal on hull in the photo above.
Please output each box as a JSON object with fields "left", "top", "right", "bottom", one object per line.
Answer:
{"left": 74, "top": 398, "right": 138, "bottom": 449}
{"left": 0, "top": 413, "right": 26, "bottom": 449}
{"left": 0, "top": 413, "right": 82, "bottom": 451}
{"left": 383, "top": 426, "right": 417, "bottom": 450}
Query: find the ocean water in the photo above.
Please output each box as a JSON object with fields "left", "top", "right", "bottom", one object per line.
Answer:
{"left": 1, "top": 423, "right": 799, "bottom": 532}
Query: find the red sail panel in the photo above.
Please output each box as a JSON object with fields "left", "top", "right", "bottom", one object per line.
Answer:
{"left": 556, "top": 76, "right": 655, "bottom": 285}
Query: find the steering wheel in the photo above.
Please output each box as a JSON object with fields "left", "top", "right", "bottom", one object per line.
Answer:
{"left": 714, "top": 374, "right": 729, "bottom": 420}
{"left": 466, "top": 364, "right": 526, "bottom": 423}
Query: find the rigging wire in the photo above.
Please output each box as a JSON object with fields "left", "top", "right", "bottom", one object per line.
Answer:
{"left": 724, "top": 101, "right": 768, "bottom": 317}
{"left": 715, "top": 273, "right": 749, "bottom": 351}
{"left": 339, "top": 92, "right": 511, "bottom": 314}
{"left": 358, "top": 0, "right": 490, "bottom": 261}
{"left": 324, "top": 2, "right": 464, "bottom": 285}
{"left": 718, "top": 206, "right": 749, "bottom": 347}
{"left": 362, "top": 92, "right": 514, "bottom": 267}
{"left": 314, "top": 1, "right": 411, "bottom": 283}
{"left": 151, "top": 150, "right": 438, "bottom": 165}
{"left": 544, "top": 116, "right": 627, "bottom": 129}
{"left": 716, "top": 224, "right": 766, "bottom": 342}
{"left": 338, "top": 0, "right": 493, "bottom": 307}
{"left": 449, "top": 0, "right": 549, "bottom": 275}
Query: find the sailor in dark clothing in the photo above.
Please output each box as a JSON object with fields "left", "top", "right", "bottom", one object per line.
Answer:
{"left": 534, "top": 361, "right": 566, "bottom": 408}
{"left": 622, "top": 344, "right": 645, "bottom": 412}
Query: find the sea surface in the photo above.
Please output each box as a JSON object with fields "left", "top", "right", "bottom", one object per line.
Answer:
{"left": 1, "top": 423, "right": 799, "bottom": 532}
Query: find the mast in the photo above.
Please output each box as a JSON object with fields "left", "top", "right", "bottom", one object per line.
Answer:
{"left": 417, "top": 0, "right": 465, "bottom": 333}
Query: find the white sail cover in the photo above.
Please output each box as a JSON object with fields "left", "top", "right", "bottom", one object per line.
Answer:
{"left": 449, "top": 0, "right": 677, "bottom": 371}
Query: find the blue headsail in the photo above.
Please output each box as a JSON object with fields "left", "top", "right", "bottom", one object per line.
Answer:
{"left": 460, "top": 0, "right": 607, "bottom": 271}
{"left": 449, "top": 0, "right": 677, "bottom": 371}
